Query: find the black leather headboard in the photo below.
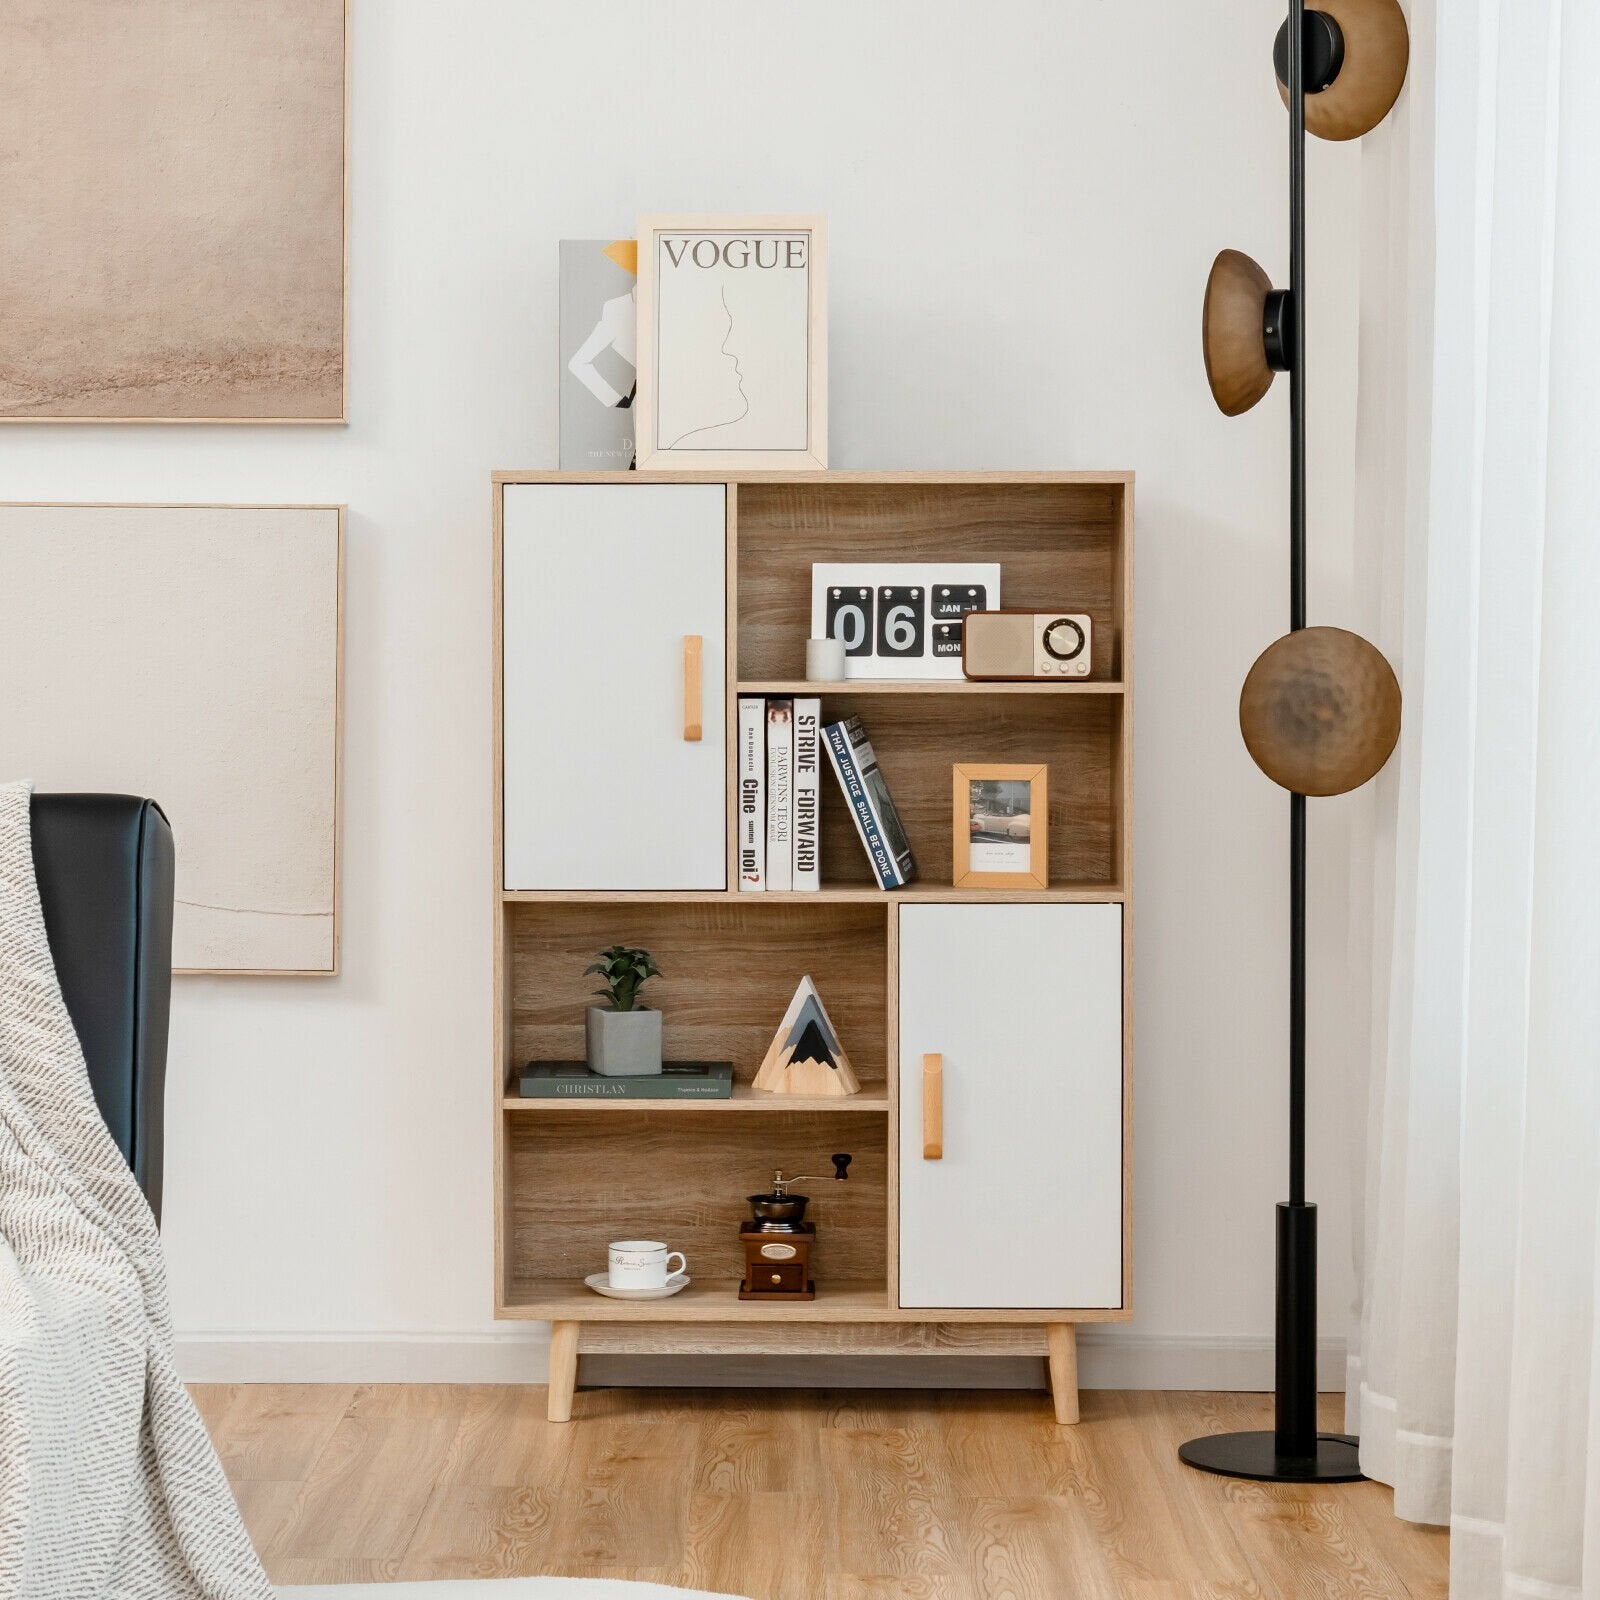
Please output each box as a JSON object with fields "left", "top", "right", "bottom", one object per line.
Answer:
{"left": 29, "top": 794, "right": 175, "bottom": 1220}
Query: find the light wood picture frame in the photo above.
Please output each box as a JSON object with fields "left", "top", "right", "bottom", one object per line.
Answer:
{"left": 0, "top": 503, "right": 344, "bottom": 974}
{"left": 634, "top": 213, "right": 827, "bottom": 471}
{"left": 0, "top": 0, "right": 349, "bottom": 423}
{"left": 952, "top": 763, "right": 1050, "bottom": 889}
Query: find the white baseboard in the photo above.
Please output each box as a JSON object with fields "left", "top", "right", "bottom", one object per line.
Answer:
{"left": 1077, "top": 1331, "right": 1348, "bottom": 1391}
{"left": 176, "top": 1327, "right": 1347, "bottom": 1392}
{"left": 177, "top": 1330, "right": 547, "bottom": 1384}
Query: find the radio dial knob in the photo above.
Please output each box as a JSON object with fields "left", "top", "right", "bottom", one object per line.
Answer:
{"left": 1043, "top": 618, "right": 1085, "bottom": 662}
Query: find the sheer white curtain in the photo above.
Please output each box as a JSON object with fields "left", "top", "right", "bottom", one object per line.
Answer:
{"left": 1349, "top": 0, "right": 1600, "bottom": 1592}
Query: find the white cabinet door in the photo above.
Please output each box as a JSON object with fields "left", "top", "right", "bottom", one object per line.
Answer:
{"left": 897, "top": 902, "right": 1123, "bottom": 1309}
{"left": 502, "top": 483, "right": 727, "bottom": 891}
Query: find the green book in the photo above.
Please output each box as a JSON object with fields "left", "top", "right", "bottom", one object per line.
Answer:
{"left": 518, "top": 1060, "right": 735, "bottom": 1100}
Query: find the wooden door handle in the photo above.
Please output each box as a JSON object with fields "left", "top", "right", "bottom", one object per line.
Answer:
{"left": 922, "top": 1053, "right": 943, "bottom": 1160}
{"left": 682, "top": 635, "right": 703, "bottom": 742}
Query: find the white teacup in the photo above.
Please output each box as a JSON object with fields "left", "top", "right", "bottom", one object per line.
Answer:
{"left": 608, "top": 1239, "right": 687, "bottom": 1291}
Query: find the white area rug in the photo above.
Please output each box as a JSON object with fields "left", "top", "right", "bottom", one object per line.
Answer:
{"left": 280, "top": 1584, "right": 750, "bottom": 1599}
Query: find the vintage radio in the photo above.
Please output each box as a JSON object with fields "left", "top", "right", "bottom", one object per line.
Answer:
{"left": 961, "top": 610, "right": 1093, "bottom": 680}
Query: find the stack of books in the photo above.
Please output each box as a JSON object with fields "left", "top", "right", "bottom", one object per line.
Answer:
{"left": 738, "top": 698, "right": 917, "bottom": 891}
{"left": 519, "top": 1061, "right": 735, "bottom": 1099}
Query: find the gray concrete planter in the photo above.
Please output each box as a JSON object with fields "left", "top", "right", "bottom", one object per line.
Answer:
{"left": 586, "top": 1006, "right": 663, "bottom": 1077}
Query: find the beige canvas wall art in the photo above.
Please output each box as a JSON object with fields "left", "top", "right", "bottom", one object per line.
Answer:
{"left": 0, "top": 505, "right": 343, "bottom": 974}
{"left": 0, "top": 0, "right": 347, "bottom": 422}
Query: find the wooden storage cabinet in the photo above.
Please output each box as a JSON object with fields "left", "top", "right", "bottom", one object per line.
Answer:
{"left": 493, "top": 471, "right": 1133, "bottom": 1425}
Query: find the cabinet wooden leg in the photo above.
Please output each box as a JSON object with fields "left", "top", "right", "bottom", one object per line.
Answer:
{"left": 547, "top": 1320, "right": 581, "bottom": 1423}
{"left": 1047, "top": 1323, "right": 1080, "bottom": 1425}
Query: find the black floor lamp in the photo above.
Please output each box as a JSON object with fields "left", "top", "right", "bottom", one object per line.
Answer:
{"left": 1180, "top": 0, "right": 1409, "bottom": 1484}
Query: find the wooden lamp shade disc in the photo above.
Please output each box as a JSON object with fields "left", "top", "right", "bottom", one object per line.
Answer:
{"left": 1277, "top": 0, "right": 1410, "bottom": 141}
{"left": 1239, "top": 626, "right": 1401, "bottom": 795}
{"left": 1203, "top": 250, "right": 1275, "bottom": 417}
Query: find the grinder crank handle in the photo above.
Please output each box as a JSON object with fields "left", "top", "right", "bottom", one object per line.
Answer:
{"left": 770, "top": 1156, "right": 851, "bottom": 1192}
{"left": 768, "top": 1154, "right": 852, "bottom": 1192}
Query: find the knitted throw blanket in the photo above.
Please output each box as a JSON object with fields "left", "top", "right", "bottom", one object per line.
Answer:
{"left": 0, "top": 781, "right": 270, "bottom": 1599}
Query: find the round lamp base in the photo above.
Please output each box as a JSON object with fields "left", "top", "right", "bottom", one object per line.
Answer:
{"left": 1178, "top": 1430, "right": 1364, "bottom": 1483}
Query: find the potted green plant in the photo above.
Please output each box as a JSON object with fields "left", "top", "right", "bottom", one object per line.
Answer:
{"left": 584, "top": 945, "right": 663, "bottom": 1077}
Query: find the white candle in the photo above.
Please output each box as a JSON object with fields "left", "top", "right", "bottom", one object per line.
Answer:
{"left": 805, "top": 637, "right": 848, "bottom": 682}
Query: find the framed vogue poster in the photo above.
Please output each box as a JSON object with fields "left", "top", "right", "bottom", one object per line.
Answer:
{"left": 635, "top": 213, "right": 827, "bottom": 470}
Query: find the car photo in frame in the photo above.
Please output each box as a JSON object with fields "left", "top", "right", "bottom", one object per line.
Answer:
{"left": 952, "top": 763, "right": 1050, "bottom": 889}
{"left": 635, "top": 213, "right": 827, "bottom": 470}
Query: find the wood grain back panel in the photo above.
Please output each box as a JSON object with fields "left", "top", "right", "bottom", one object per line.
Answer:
{"left": 509, "top": 900, "right": 888, "bottom": 1088}
{"left": 508, "top": 1109, "right": 887, "bottom": 1285}
{"left": 815, "top": 693, "right": 1120, "bottom": 888}
{"left": 735, "top": 481, "right": 1124, "bottom": 682}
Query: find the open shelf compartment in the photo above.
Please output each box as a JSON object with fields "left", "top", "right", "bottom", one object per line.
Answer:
{"left": 503, "top": 1108, "right": 886, "bottom": 1315}
{"left": 505, "top": 899, "right": 888, "bottom": 1095}
{"left": 734, "top": 477, "right": 1128, "bottom": 683}
{"left": 800, "top": 689, "right": 1124, "bottom": 891}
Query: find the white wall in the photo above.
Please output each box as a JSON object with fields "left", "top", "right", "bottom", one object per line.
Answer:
{"left": 1, "top": 1, "right": 1369, "bottom": 1387}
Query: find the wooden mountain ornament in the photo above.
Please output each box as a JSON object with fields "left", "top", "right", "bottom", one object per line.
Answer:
{"left": 753, "top": 976, "right": 860, "bottom": 1097}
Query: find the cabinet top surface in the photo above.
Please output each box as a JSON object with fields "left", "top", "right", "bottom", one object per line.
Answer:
{"left": 493, "top": 469, "right": 1134, "bottom": 488}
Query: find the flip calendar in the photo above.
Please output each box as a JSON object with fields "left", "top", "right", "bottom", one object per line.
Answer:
{"left": 810, "top": 563, "right": 1001, "bottom": 680}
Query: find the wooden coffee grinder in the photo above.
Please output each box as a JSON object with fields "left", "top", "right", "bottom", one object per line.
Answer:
{"left": 739, "top": 1153, "right": 851, "bottom": 1301}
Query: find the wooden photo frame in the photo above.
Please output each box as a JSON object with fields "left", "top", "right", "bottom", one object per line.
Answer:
{"left": 634, "top": 213, "right": 827, "bottom": 471}
{"left": 952, "top": 763, "right": 1049, "bottom": 889}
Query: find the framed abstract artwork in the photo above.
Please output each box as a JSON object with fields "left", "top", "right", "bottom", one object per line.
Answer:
{"left": 0, "top": 505, "right": 344, "bottom": 974}
{"left": 0, "top": 0, "right": 348, "bottom": 423}
{"left": 635, "top": 213, "right": 827, "bottom": 470}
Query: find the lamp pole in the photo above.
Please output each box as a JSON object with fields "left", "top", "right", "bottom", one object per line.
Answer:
{"left": 1178, "top": 0, "right": 1366, "bottom": 1481}
{"left": 1277, "top": 0, "right": 1320, "bottom": 1465}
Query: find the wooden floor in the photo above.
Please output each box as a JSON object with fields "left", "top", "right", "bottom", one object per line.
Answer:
{"left": 193, "top": 1383, "right": 1448, "bottom": 1599}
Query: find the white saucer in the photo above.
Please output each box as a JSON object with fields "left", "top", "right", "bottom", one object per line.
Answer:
{"left": 584, "top": 1271, "right": 691, "bottom": 1301}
